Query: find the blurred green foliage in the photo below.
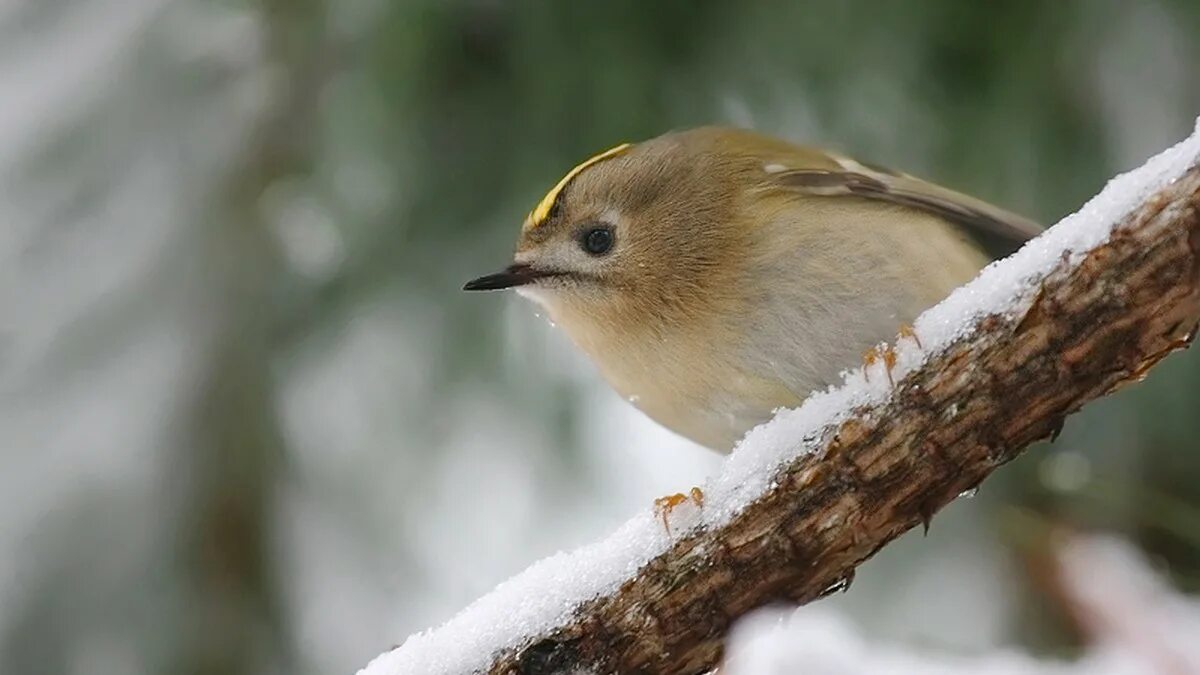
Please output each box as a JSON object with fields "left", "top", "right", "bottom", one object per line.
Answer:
{"left": 1, "top": 1, "right": 1198, "bottom": 674}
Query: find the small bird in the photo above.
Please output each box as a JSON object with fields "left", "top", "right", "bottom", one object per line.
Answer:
{"left": 465, "top": 127, "right": 1040, "bottom": 455}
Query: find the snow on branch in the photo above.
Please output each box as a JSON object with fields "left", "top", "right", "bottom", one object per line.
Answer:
{"left": 361, "top": 120, "right": 1200, "bottom": 675}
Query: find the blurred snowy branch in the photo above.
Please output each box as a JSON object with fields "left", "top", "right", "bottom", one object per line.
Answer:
{"left": 362, "top": 123, "right": 1200, "bottom": 674}
{"left": 725, "top": 534, "right": 1200, "bottom": 675}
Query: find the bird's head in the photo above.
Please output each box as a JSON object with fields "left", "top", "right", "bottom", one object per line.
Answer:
{"left": 464, "top": 130, "right": 756, "bottom": 347}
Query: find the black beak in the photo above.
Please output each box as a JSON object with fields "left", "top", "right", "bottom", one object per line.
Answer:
{"left": 463, "top": 263, "right": 558, "bottom": 291}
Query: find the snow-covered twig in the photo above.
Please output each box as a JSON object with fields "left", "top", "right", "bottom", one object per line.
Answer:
{"left": 723, "top": 534, "right": 1200, "bottom": 675}
{"left": 361, "top": 121, "right": 1200, "bottom": 675}
{"left": 1047, "top": 534, "right": 1200, "bottom": 674}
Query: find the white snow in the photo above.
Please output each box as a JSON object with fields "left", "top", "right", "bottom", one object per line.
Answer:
{"left": 358, "top": 118, "right": 1200, "bottom": 675}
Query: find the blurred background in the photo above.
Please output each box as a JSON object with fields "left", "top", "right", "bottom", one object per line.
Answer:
{"left": 1, "top": 1, "right": 1199, "bottom": 674}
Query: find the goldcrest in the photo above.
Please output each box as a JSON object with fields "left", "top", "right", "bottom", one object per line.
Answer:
{"left": 465, "top": 127, "right": 1040, "bottom": 452}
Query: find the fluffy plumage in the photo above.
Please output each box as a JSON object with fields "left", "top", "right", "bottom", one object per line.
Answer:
{"left": 467, "top": 127, "right": 1041, "bottom": 452}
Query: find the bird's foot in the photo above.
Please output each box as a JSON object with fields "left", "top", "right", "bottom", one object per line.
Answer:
{"left": 862, "top": 344, "right": 897, "bottom": 385}
{"left": 654, "top": 486, "right": 704, "bottom": 535}
{"left": 897, "top": 323, "right": 922, "bottom": 349}
{"left": 862, "top": 346, "right": 879, "bottom": 379}
{"left": 863, "top": 325, "right": 921, "bottom": 385}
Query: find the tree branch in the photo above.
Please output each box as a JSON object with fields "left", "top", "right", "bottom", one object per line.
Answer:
{"left": 362, "top": 130, "right": 1200, "bottom": 675}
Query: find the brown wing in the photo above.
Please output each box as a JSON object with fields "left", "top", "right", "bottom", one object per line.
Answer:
{"left": 768, "top": 151, "right": 1042, "bottom": 260}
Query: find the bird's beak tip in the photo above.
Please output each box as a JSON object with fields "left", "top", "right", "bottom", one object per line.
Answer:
{"left": 462, "top": 277, "right": 497, "bottom": 292}
{"left": 463, "top": 263, "right": 538, "bottom": 292}
{"left": 462, "top": 275, "right": 504, "bottom": 292}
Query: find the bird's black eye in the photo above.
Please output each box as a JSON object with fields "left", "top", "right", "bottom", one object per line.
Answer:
{"left": 580, "top": 226, "right": 614, "bottom": 256}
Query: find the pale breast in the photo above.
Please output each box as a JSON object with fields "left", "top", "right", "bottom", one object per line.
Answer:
{"left": 583, "top": 325, "right": 803, "bottom": 452}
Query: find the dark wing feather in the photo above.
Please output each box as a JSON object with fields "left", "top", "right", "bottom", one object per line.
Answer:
{"left": 770, "top": 156, "right": 1042, "bottom": 260}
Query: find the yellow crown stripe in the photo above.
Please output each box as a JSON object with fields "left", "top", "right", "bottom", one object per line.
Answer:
{"left": 526, "top": 142, "right": 632, "bottom": 229}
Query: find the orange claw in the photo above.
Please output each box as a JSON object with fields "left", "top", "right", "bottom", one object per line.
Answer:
{"left": 864, "top": 343, "right": 898, "bottom": 385}
{"left": 898, "top": 323, "right": 922, "bottom": 349}
{"left": 881, "top": 345, "right": 897, "bottom": 385}
{"left": 862, "top": 346, "right": 880, "bottom": 381}
{"left": 654, "top": 486, "right": 704, "bottom": 534}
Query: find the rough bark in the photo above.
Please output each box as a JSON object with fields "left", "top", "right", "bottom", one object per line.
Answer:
{"left": 489, "top": 167, "right": 1200, "bottom": 675}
